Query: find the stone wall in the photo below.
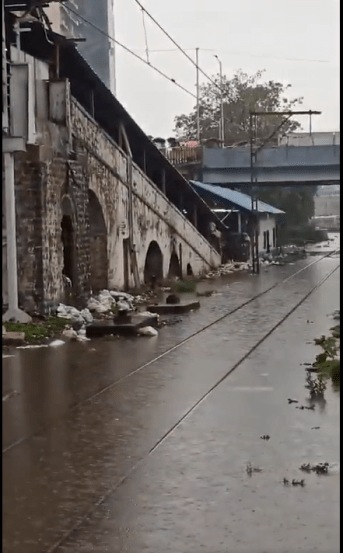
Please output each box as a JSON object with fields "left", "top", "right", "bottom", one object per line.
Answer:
{"left": 5, "top": 49, "right": 220, "bottom": 313}
{"left": 70, "top": 99, "right": 221, "bottom": 290}
{"left": 13, "top": 150, "right": 45, "bottom": 311}
{"left": 9, "top": 150, "right": 92, "bottom": 313}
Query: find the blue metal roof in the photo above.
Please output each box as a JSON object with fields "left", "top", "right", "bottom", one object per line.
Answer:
{"left": 190, "top": 181, "right": 285, "bottom": 215}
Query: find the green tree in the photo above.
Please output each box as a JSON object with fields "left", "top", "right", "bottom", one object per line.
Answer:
{"left": 174, "top": 69, "right": 303, "bottom": 145}
{"left": 174, "top": 69, "right": 318, "bottom": 231}
{"left": 257, "top": 186, "right": 316, "bottom": 226}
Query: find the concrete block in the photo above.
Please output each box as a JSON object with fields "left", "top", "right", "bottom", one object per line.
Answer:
{"left": 86, "top": 314, "right": 157, "bottom": 337}
{"left": 2, "top": 332, "right": 26, "bottom": 346}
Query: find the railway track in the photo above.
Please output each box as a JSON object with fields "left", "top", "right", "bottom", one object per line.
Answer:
{"left": 2, "top": 251, "right": 340, "bottom": 553}
{"left": 3, "top": 249, "right": 339, "bottom": 456}
{"left": 46, "top": 253, "right": 340, "bottom": 553}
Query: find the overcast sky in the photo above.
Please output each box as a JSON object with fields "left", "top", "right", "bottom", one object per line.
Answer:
{"left": 114, "top": 0, "right": 339, "bottom": 138}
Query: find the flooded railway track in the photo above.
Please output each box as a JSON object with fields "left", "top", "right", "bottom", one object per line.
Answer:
{"left": 45, "top": 255, "right": 340, "bottom": 553}
{"left": 3, "top": 249, "right": 339, "bottom": 456}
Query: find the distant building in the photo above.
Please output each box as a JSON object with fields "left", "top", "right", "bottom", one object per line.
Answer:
{"left": 190, "top": 181, "right": 285, "bottom": 260}
{"left": 315, "top": 193, "right": 340, "bottom": 218}
{"left": 45, "top": 0, "right": 116, "bottom": 95}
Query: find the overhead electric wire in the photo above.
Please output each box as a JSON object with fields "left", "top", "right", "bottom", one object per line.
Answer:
{"left": 62, "top": 3, "right": 196, "bottom": 99}
{"left": 140, "top": 7, "right": 150, "bottom": 63}
{"left": 132, "top": 47, "right": 329, "bottom": 64}
{"left": 132, "top": 0, "right": 222, "bottom": 91}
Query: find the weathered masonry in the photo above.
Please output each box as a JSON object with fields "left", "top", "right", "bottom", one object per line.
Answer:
{"left": 2, "top": 17, "right": 222, "bottom": 313}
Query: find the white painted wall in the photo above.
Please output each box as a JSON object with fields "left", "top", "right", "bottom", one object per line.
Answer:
{"left": 258, "top": 214, "right": 277, "bottom": 253}
{"left": 71, "top": 100, "right": 221, "bottom": 289}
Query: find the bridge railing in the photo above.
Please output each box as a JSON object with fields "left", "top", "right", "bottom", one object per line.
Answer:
{"left": 161, "top": 146, "right": 203, "bottom": 166}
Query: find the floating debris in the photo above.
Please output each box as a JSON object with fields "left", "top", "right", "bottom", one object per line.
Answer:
{"left": 288, "top": 398, "right": 299, "bottom": 404}
{"left": 311, "top": 426, "right": 320, "bottom": 430}
{"left": 246, "top": 463, "right": 263, "bottom": 475}
{"left": 299, "top": 463, "right": 312, "bottom": 473}
{"left": 295, "top": 404, "right": 315, "bottom": 411}
{"left": 137, "top": 326, "right": 158, "bottom": 337}
{"left": 292, "top": 479, "right": 305, "bottom": 487}
{"left": 196, "top": 290, "right": 214, "bottom": 297}
{"left": 17, "top": 344, "right": 49, "bottom": 350}
{"left": 299, "top": 462, "right": 329, "bottom": 475}
{"left": 2, "top": 390, "right": 20, "bottom": 402}
{"left": 49, "top": 339, "right": 65, "bottom": 347}
{"left": 260, "top": 435, "right": 270, "bottom": 440}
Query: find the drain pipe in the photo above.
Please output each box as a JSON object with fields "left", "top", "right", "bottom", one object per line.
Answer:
{"left": 119, "top": 123, "right": 140, "bottom": 289}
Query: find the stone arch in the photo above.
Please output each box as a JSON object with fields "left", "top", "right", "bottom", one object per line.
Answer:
{"left": 144, "top": 241, "right": 163, "bottom": 284}
{"left": 61, "top": 195, "right": 76, "bottom": 286}
{"left": 186, "top": 263, "right": 194, "bottom": 276}
{"left": 168, "top": 252, "right": 181, "bottom": 279}
{"left": 88, "top": 189, "right": 108, "bottom": 292}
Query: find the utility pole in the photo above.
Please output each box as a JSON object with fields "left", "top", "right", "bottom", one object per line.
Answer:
{"left": 2, "top": 11, "right": 31, "bottom": 322}
{"left": 249, "top": 109, "right": 321, "bottom": 274}
{"left": 195, "top": 47, "right": 200, "bottom": 142}
{"left": 214, "top": 54, "right": 224, "bottom": 147}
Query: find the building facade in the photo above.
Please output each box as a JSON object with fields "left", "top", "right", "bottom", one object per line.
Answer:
{"left": 2, "top": 14, "right": 222, "bottom": 313}
{"left": 190, "top": 181, "right": 283, "bottom": 259}
{"left": 46, "top": 0, "right": 116, "bottom": 94}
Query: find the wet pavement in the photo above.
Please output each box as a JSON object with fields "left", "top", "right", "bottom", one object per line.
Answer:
{"left": 2, "top": 241, "right": 340, "bottom": 553}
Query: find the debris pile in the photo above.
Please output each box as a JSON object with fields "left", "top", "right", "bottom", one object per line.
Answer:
{"left": 260, "top": 245, "right": 307, "bottom": 267}
{"left": 204, "top": 261, "right": 250, "bottom": 279}
{"left": 56, "top": 289, "right": 151, "bottom": 325}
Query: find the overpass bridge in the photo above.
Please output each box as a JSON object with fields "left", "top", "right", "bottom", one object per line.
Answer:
{"left": 201, "top": 145, "right": 340, "bottom": 187}
{"left": 165, "top": 143, "right": 340, "bottom": 188}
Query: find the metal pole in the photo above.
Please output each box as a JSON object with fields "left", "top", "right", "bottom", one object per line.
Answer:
{"left": 196, "top": 47, "right": 200, "bottom": 142}
{"left": 214, "top": 55, "right": 224, "bottom": 147}
{"left": 249, "top": 113, "right": 260, "bottom": 274}
{"left": 219, "top": 59, "right": 224, "bottom": 147}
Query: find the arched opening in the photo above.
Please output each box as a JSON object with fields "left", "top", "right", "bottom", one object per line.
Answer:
{"left": 61, "top": 214, "right": 75, "bottom": 283}
{"left": 186, "top": 263, "right": 193, "bottom": 276}
{"left": 61, "top": 196, "right": 76, "bottom": 287}
{"left": 168, "top": 252, "right": 181, "bottom": 279}
{"left": 144, "top": 241, "right": 163, "bottom": 284}
{"left": 88, "top": 190, "right": 108, "bottom": 292}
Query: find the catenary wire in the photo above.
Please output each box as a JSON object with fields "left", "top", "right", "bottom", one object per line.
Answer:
{"left": 132, "top": 0, "right": 222, "bottom": 91}
{"left": 62, "top": 2, "right": 196, "bottom": 99}
{"left": 132, "top": 47, "right": 329, "bottom": 64}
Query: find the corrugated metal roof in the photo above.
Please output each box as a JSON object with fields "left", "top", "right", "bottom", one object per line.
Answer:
{"left": 190, "top": 181, "right": 285, "bottom": 215}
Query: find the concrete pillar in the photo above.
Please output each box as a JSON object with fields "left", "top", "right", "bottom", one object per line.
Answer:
{"left": 3, "top": 153, "right": 31, "bottom": 322}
